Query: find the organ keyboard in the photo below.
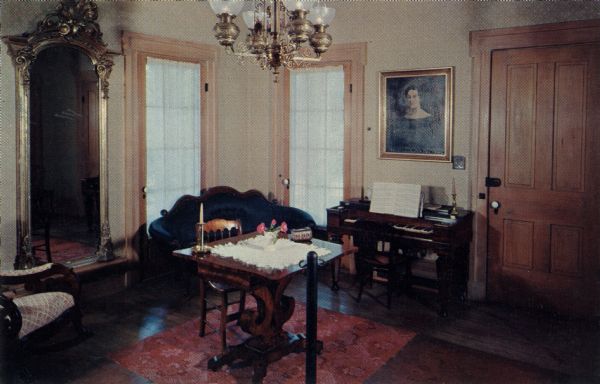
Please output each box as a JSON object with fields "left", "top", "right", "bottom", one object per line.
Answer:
{"left": 327, "top": 199, "right": 473, "bottom": 316}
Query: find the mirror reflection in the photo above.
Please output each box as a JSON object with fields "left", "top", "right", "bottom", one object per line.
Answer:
{"left": 30, "top": 46, "right": 99, "bottom": 264}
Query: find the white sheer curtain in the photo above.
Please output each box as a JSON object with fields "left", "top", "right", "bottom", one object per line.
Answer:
{"left": 145, "top": 57, "right": 201, "bottom": 226}
{"left": 289, "top": 66, "right": 344, "bottom": 226}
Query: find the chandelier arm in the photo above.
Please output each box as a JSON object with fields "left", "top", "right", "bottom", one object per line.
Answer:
{"left": 291, "top": 56, "right": 321, "bottom": 62}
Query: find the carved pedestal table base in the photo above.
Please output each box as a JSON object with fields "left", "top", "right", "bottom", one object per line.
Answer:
{"left": 174, "top": 236, "right": 342, "bottom": 383}
{"left": 206, "top": 276, "right": 323, "bottom": 383}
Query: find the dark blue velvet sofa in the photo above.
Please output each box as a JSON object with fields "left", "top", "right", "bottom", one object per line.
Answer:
{"left": 148, "top": 186, "right": 316, "bottom": 252}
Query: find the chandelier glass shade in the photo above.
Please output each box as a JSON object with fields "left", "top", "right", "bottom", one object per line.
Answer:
{"left": 208, "top": 0, "right": 335, "bottom": 80}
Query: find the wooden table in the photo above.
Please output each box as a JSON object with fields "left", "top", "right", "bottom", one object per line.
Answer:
{"left": 173, "top": 233, "right": 343, "bottom": 383}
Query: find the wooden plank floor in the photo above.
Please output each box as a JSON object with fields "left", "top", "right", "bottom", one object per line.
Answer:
{"left": 3, "top": 269, "right": 598, "bottom": 383}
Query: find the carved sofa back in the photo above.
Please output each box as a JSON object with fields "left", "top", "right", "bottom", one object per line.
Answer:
{"left": 148, "top": 186, "right": 315, "bottom": 250}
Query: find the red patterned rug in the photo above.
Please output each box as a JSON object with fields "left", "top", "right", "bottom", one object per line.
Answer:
{"left": 32, "top": 237, "right": 96, "bottom": 264}
{"left": 111, "top": 303, "right": 415, "bottom": 383}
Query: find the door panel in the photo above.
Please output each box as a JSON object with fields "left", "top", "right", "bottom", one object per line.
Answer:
{"left": 488, "top": 44, "right": 600, "bottom": 316}
{"left": 506, "top": 64, "right": 536, "bottom": 187}
{"left": 554, "top": 63, "right": 586, "bottom": 192}
{"left": 550, "top": 225, "right": 582, "bottom": 277}
{"left": 81, "top": 78, "right": 99, "bottom": 178}
{"left": 502, "top": 219, "right": 534, "bottom": 270}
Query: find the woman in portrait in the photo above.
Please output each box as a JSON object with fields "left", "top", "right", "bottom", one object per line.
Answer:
{"left": 386, "top": 84, "right": 444, "bottom": 154}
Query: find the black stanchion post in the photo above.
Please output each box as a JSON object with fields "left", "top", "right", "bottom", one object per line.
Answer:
{"left": 306, "top": 251, "right": 318, "bottom": 384}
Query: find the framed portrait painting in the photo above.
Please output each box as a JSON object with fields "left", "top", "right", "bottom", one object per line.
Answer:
{"left": 379, "top": 67, "right": 453, "bottom": 161}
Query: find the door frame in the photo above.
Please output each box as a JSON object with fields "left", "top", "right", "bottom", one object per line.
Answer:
{"left": 122, "top": 32, "right": 217, "bottom": 272}
{"left": 469, "top": 19, "right": 600, "bottom": 300}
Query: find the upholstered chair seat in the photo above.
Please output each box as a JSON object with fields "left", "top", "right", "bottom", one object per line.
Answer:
{"left": 13, "top": 291, "right": 75, "bottom": 339}
{"left": 1, "top": 262, "right": 86, "bottom": 370}
{"left": 1, "top": 263, "right": 88, "bottom": 384}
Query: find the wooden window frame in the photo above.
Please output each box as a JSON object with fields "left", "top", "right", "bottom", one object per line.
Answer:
{"left": 122, "top": 32, "right": 217, "bottom": 264}
{"left": 272, "top": 42, "right": 367, "bottom": 204}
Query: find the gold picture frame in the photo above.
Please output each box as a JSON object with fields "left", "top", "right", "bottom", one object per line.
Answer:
{"left": 379, "top": 67, "right": 453, "bottom": 161}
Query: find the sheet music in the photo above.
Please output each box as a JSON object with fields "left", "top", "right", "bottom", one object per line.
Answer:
{"left": 369, "top": 182, "right": 423, "bottom": 218}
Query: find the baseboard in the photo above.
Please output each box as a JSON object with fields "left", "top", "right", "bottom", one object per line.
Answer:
{"left": 468, "top": 280, "right": 486, "bottom": 301}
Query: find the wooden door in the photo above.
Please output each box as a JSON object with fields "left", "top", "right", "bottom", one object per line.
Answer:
{"left": 80, "top": 76, "right": 99, "bottom": 178}
{"left": 488, "top": 43, "right": 600, "bottom": 316}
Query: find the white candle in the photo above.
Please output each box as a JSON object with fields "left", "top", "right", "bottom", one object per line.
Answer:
{"left": 200, "top": 203, "right": 204, "bottom": 224}
{"left": 452, "top": 177, "right": 456, "bottom": 195}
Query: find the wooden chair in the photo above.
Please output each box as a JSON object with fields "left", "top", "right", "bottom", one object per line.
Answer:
{"left": 199, "top": 218, "right": 245, "bottom": 353}
{"left": 31, "top": 189, "right": 54, "bottom": 262}
{"left": 0, "top": 263, "right": 88, "bottom": 379}
{"left": 352, "top": 220, "right": 411, "bottom": 309}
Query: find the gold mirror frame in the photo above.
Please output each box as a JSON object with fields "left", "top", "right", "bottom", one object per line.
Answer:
{"left": 3, "top": 0, "right": 114, "bottom": 268}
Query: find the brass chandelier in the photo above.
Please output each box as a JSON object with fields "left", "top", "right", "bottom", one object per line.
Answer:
{"left": 208, "top": 0, "right": 335, "bottom": 81}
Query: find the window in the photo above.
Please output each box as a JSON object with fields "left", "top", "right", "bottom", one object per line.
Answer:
{"left": 123, "top": 32, "right": 216, "bottom": 261}
{"left": 273, "top": 43, "right": 366, "bottom": 227}
{"left": 289, "top": 67, "right": 345, "bottom": 226}
{"left": 145, "top": 58, "right": 201, "bottom": 225}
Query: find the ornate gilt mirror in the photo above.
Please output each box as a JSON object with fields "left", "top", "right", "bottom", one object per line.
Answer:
{"left": 3, "top": 0, "right": 114, "bottom": 268}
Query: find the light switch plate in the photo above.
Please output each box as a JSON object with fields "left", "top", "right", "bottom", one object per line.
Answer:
{"left": 452, "top": 155, "right": 466, "bottom": 170}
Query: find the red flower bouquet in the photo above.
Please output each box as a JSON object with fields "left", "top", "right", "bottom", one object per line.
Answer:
{"left": 256, "top": 219, "right": 288, "bottom": 243}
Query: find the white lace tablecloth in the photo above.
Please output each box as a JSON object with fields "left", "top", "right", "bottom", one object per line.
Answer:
{"left": 210, "top": 234, "right": 331, "bottom": 270}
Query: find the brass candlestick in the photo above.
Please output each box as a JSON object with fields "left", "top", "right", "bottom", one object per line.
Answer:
{"left": 450, "top": 193, "right": 459, "bottom": 216}
{"left": 192, "top": 222, "right": 210, "bottom": 257}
